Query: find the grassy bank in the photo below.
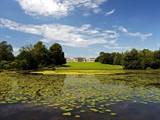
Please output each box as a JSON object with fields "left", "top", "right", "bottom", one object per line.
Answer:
{"left": 57, "top": 62, "right": 123, "bottom": 70}
{"left": 34, "top": 62, "right": 124, "bottom": 75}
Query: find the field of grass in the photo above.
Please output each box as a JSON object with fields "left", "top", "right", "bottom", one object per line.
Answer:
{"left": 57, "top": 62, "right": 123, "bottom": 70}
{"left": 34, "top": 62, "right": 123, "bottom": 75}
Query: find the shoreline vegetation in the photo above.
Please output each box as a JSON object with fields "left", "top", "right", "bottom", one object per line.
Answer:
{"left": 0, "top": 41, "right": 160, "bottom": 74}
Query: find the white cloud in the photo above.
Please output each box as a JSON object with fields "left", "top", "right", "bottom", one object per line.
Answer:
{"left": 16, "top": 0, "right": 107, "bottom": 17}
{"left": 13, "top": 47, "right": 20, "bottom": 56}
{"left": 105, "top": 9, "right": 115, "bottom": 16}
{"left": 104, "top": 45, "right": 132, "bottom": 50}
{"left": 93, "top": 8, "right": 102, "bottom": 14}
{"left": 118, "top": 26, "right": 128, "bottom": 33}
{"left": 118, "top": 26, "right": 152, "bottom": 41}
{"left": 83, "top": 13, "right": 91, "bottom": 17}
{"left": 0, "top": 18, "right": 119, "bottom": 47}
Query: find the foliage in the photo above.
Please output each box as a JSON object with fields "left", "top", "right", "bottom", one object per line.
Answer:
{"left": 0, "top": 61, "right": 11, "bottom": 70}
{"left": 32, "top": 41, "right": 50, "bottom": 67}
{"left": 0, "top": 41, "right": 14, "bottom": 61}
{"left": 0, "top": 41, "right": 66, "bottom": 70}
{"left": 16, "top": 46, "right": 38, "bottom": 70}
{"left": 98, "top": 52, "right": 114, "bottom": 64}
{"left": 97, "top": 48, "right": 160, "bottom": 70}
{"left": 123, "top": 49, "right": 144, "bottom": 69}
{"left": 49, "top": 43, "right": 66, "bottom": 65}
{"left": 96, "top": 52, "right": 123, "bottom": 65}
{"left": 123, "top": 49, "right": 160, "bottom": 69}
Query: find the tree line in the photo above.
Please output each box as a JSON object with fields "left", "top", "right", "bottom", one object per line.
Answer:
{"left": 96, "top": 49, "right": 160, "bottom": 70}
{"left": 0, "top": 41, "right": 66, "bottom": 70}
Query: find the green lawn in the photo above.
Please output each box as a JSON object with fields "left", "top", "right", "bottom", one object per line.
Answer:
{"left": 34, "top": 62, "right": 123, "bottom": 75}
{"left": 57, "top": 62, "right": 123, "bottom": 70}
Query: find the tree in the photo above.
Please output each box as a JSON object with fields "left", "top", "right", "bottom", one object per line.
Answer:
{"left": 0, "top": 61, "right": 10, "bottom": 70}
{"left": 123, "top": 49, "right": 144, "bottom": 69}
{"left": 151, "top": 49, "right": 160, "bottom": 69}
{"left": 140, "top": 49, "right": 154, "bottom": 69}
{"left": 49, "top": 43, "right": 66, "bottom": 65}
{"left": 154, "top": 49, "right": 160, "bottom": 60}
{"left": 0, "top": 41, "right": 67, "bottom": 70}
{"left": 0, "top": 41, "right": 14, "bottom": 61}
{"left": 32, "top": 41, "right": 49, "bottom": 67}
{"left": 96, "top": 52, "right": 123, "bottom": 65}
{"left": 113, "top": 53, "right": 123, "bottom": 65}
{"left": 98, "top": 53, "right": 113, "bottom": 64}
{"left": 16, "top": 45, "right": 38, "bottom": 70}
{"left": 95, "top": 56, "right": 100, "bottom": 62}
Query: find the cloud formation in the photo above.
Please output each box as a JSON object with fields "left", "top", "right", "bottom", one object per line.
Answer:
{"left": 118, "top": 26, "right": 152, "bottom": 41}
{"left": 0, "top": 18, "right": 119, "bottom": 47}
{"left": 104, "top": 45, "right": 132, "bottom": 51}
{"left": 105, "top": 9, "right": 115, "bottom": 16}
{"left": 16, "top": 0, "right": 107, "bottom": 17}
{"left": 0, "top": 19, "right": 153, "bottom": 48}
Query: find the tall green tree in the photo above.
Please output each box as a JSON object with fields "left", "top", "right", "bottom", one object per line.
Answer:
{"left": 123, "top": 49, "right": 144, "bottom": 69}
{"left": 113, "top": 53, "right": 123, "bottom": 65}
{"left": 49, "top": 43, "right": 66, "bottom": 65}
{"left": 154, "top": 49, "right": 160, "bottom": 60}
{"left": 96, "top": 52, "right": 123, "bottom": 65}
{"left": 0, "top": 41, "right": 14, "bottom": 61}
{"left": 16, "top": 45, "right": 38, "bottom": 70}
{"left": 150, "top": 49, "right": 160, "bottom": 69}
{"left": 32, "top": 41, "right": 49, "bottom": 67}
{"left": 99, "top": 53, "right": 114, "bottom": 64}
{"left": 140, "top": 49, "right": 154, "bottom": 69}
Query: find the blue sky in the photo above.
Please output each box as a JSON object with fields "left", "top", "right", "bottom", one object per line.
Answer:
{"left": 0, "top": 0, "right": 159, "bottom": 57}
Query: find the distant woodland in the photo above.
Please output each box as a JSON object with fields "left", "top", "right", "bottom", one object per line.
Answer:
{"left": 0, "top": 41, "right": 66, "bottom": 70}
{"left": 0, "top": 40, "right": 160, "bottom": 70}
{"left": 96, "top": 49, "right": 160, "bottom": 70}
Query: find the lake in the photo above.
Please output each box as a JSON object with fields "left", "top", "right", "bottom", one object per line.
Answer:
{"left": 0, "top": 70, "right": 160, "bottom": 120}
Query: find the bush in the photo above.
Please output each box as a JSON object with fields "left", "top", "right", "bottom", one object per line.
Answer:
{"left": 150, "top": 60, "right": 160, "bottom": 69}
{"left": 0, "top": 61, "right": 10, "bottom": 70}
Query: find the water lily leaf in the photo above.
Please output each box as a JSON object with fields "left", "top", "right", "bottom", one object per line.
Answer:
{"left": 110, "top": 112, "right": 117, "bottom": 116}
{"left": 75, "top": 115, "right": 80, "bottom": 118}
{"left": 63, "top": 112, "right": 71, "bottom": 116}
{"left": 90, "top": 108, "right": 98, "bottom": 112}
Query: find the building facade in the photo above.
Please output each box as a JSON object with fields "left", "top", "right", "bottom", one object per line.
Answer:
{"left": 66, "top": 57, "right": 96, "bottom": 62}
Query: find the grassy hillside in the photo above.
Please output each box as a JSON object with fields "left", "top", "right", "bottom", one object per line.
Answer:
{"left": 57, "top": 62, "right": 123, "bottom": 70}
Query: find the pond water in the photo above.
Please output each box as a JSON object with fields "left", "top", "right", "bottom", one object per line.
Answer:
{"left": 0, "top": 70, "right": 160, "bottom": 120}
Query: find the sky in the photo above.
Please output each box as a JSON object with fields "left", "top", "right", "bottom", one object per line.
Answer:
{"left": 0, "top": 0, "right": 160, "bottom": 57}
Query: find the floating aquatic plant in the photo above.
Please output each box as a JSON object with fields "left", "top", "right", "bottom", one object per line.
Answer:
{"left": 0, "top": 70, "right": 160, "bottom": 118}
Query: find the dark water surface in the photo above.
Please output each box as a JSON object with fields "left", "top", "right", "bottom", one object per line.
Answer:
{"left": 0, "top": 71, "right": 160, "bottom": 120}
{"left": 0, "top": 102, "right": 160, "bottom": 120}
